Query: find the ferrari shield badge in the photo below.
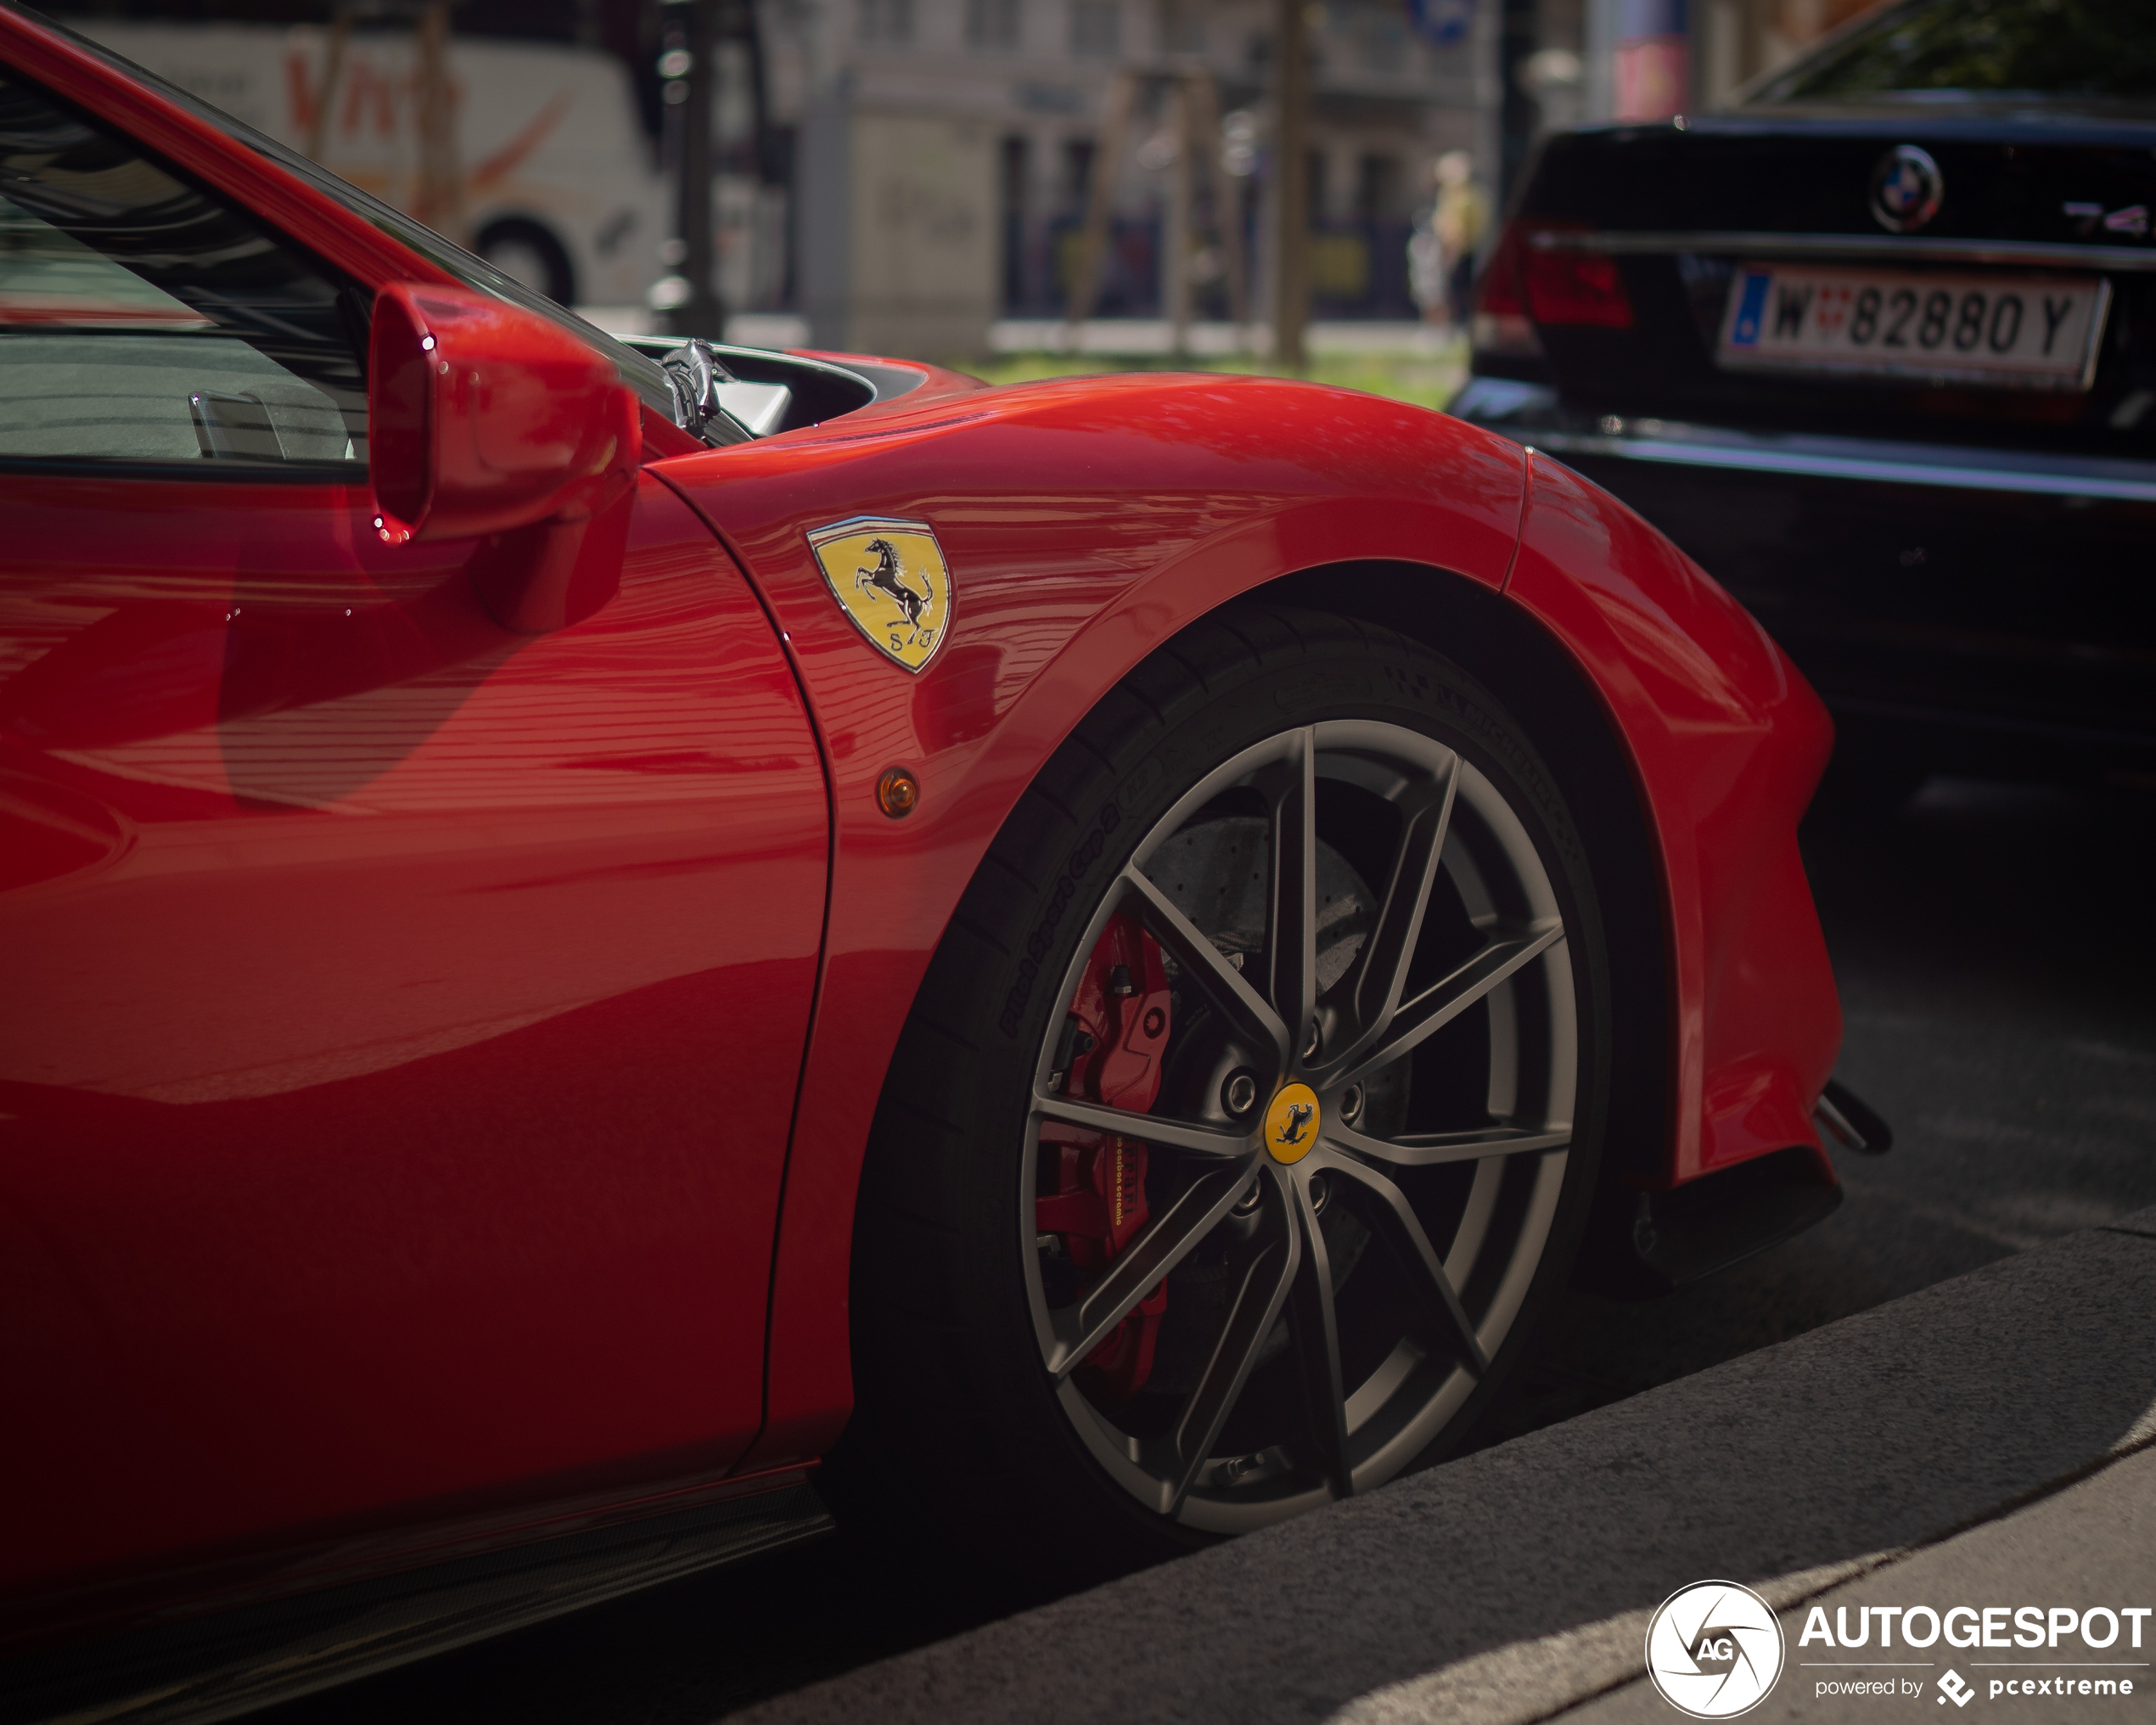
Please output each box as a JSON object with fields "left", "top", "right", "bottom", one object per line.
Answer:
{"left": 807, "top": 515, "right": 952, "bottom": 673}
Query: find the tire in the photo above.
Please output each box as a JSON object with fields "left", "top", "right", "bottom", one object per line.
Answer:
{"left": 474, "top": 217, "right": 576, "bottom": 307}
{"left": 834, "top": 604, "right": 1611, "bottom": 1583}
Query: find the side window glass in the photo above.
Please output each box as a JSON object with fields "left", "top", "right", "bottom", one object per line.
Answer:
{"left": 0, "top": 66, "right": 366, "bottom": 469}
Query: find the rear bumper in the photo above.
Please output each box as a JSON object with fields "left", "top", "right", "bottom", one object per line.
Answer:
{"left": 1451, "top": 378, "right": 2156, "bottom": 503}
{"left": 1455, "top": 380, "right": 2156, "bottom": 778}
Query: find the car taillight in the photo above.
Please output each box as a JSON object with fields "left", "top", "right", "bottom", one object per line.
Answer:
{"left": 1473, "top": 221, "right": 1636, "bottom": 354}
{"left": 1471, "top": 222, "right": 1543, "bottom": 361}
{"left": 1522, "top": 233, "right": 1635, "bottom": 329}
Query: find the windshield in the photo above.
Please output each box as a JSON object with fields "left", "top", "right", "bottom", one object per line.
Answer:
{"left": 20, "top": 5, "right": 685, "bottom": 421}
{"left": 1749, "top": 0, "right": 2156, "bottom": 107}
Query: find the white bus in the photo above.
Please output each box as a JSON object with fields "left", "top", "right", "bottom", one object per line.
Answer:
{"left": 75, "top": 20, "right": 668, "bottom": 310}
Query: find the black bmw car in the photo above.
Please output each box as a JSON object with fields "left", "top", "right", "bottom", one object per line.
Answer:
{"left": 1451, "top": 0, "right": 2155, "bottom": 806}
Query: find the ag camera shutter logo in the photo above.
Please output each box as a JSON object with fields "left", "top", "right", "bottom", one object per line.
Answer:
{"left": 1646, "top": 1580, "right": 1786, "bottom": 1718}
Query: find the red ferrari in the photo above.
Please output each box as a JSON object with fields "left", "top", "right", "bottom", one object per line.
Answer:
{"left": 0, "top": 5, "right": 1865, "bottom": 1715}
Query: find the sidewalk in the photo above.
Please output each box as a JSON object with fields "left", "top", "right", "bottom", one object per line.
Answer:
{"left": 1559, "top": 1446, "right": 2155, "bottom": 1723}
{"left": 738, "top": 1208, "right": 2156, "bottom": 1725}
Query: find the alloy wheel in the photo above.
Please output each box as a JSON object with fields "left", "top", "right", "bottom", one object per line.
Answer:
{"left": 1022, "top": 721, "right": 1578, "bottom": 1531}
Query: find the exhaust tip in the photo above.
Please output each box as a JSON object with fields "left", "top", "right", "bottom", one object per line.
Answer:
{"left": 1816, "top": 1077, "right": 1894, "bottom": 1155}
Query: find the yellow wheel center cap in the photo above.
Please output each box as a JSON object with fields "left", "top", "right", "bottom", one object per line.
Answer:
{"left": 1264, "top": 1082, "right": 1322, "bottom": 1164}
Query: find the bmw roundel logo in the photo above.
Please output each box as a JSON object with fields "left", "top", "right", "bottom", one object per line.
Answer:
{"left": 1869, "top": 143, "right": 1943, "bottom": 233}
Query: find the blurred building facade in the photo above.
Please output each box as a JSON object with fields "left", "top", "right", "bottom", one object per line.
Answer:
{"left": 1583, "top": 0, "right": 1882, "bottom": 123}
{"left": 50, "top": 0, "right": 1494, "bottom": 355}
{"left": 772, "top": 0, "right": 1494, "bottom": 351}
{"left": 46, "top": 0, "right": 1881, "bottom": 357}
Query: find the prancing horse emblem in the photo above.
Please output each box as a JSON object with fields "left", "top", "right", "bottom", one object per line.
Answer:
{"left": 807, "top": 515, "right": 953, "bottom": 673}
{"left": 856, "top": 537, "right": 929, "bottom": 641}
{"left": 1277, "top": 1102, "right": 1315, "bottom": 1146}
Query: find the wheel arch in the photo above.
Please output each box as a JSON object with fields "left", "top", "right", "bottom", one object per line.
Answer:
{"left": 1256, "top": 562, "right": 1671, "bottom": 1200}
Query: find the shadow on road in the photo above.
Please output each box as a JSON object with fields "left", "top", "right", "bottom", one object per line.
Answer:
{"left": 1474, "top": 775, "right": 2156, "bottom": 1446}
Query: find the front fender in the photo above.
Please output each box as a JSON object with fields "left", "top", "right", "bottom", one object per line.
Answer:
{"left": 1503, "top": 452, "right": 1840, "bottom": 1190}
{"left": 654, "top": 372, "right": 1525, "bottom": 1467}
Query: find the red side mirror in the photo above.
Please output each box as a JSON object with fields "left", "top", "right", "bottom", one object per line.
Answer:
{"left": 368, "top": 284, "right": 641, "bottom": 631}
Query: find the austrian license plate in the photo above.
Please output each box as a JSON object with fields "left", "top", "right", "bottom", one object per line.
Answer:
{"left": 1716, "top": 264, "right": 2110, "bottom": 391}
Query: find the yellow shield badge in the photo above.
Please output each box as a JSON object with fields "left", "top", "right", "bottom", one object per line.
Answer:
{"left": 807, "top": 516, "right": 952, "bottom": 673}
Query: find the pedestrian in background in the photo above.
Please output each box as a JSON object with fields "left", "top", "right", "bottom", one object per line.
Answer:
{"left": 1407, "top": 193, "right": 1446, "bottom": 325}
{"left": 1434, "top": 149, "right": 1485, "bottom": 329}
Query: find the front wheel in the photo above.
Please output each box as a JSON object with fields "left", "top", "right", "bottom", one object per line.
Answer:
{"left": 839, "top": 607, "right": 1611, "bottom": 1578}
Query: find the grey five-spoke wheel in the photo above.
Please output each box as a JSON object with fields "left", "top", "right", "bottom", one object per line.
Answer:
{"left": 1025, "top": 722, "right": 1577, "bottom": 1530}
{"left": 834, "top": 607, "right": 1607, "bottom": 1579}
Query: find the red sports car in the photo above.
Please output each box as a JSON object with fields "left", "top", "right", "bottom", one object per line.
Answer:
{"left": 0, "top": 6, "right": 1861, "bottom": 1715}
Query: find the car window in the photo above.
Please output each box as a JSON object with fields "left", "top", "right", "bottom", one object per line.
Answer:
{"left": 23, "top": 11, "right": 690, "bottom": 432}
{"left": 1749, "top": 0, "right": 2156, "bottom": 106}
{"left": 0, "top": 64, "right": 366, "bottom": 469}
{"left": 249, "top": 146, "right": 689, "bottom": 430}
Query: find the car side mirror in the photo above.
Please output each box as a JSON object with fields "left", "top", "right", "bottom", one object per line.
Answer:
{"left": 368, "top": 283, "right": 641, "bottom": 632}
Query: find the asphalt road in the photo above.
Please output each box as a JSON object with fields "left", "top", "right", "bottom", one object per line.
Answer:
{"left": 263, "top": 775, "right": 2156, "bottom": 1725}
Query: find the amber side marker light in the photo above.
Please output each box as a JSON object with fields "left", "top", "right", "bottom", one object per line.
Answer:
{"left": 877, "top": 767, "right": 921, "bottom": 818}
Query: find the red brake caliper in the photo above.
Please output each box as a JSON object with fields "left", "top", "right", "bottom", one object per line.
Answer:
{"left": 1035, "top": 913, "right": 1172, "bottom": 1402}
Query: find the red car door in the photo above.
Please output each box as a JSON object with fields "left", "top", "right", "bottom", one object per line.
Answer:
{"left": 0, "top": 58, "right": 825, "bottom": 1618}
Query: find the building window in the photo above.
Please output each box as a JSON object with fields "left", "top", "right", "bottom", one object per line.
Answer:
{"left": 967, "top": 0, "right": 1021, "bottom": 48}
{"left": 858, "top": 0, "right": 915, "bottom": 44}
{"left": 1356, "top": 8, "right": 1406, "bottom": 73}
{"left": 1355, "top": 152, "right": 1402, "bottom": 222}
{"left": 1071, "top": 0, "right": 1121, "bottom": 57}
{"left": 1001, "top": 134, "right": 1030, "bottom": 307}
{"left": 1061, "top": 137, "right": 1096, "bottom": 212}
{"left": 1159, "top": 0, "right": 1204, "bottom": 53}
